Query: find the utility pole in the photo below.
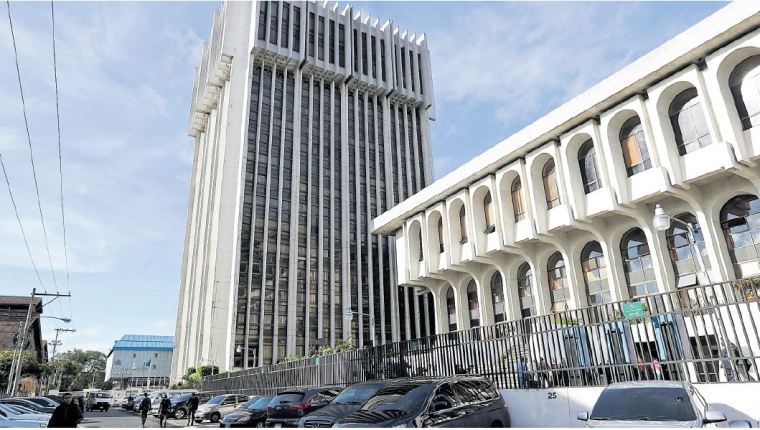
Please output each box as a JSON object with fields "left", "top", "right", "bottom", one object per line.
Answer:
{"left": 46, "top": 328, "right": 75, "bottom": 394}
{"left": 5, "top": 322, "right": 23, "bottom": 395}
{"left": 9, "top": 289, "right": 72, "bottom": 397}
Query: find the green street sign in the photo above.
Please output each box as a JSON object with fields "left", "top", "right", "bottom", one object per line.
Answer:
{"left": 622, "top": 301, "right": 646, "bottom": 319}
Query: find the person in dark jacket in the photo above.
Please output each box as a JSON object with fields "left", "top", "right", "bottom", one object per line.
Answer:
{"left": 139, "top": 392, "right": 152, "bottom": 428}
{"left": 186, "top": 392, "right": 200, "bottom": 426}
{"left": 48, "top": 393, "right": 83, "bottom": 428}
{"left": 158, "top": 394, "right": 171, "bottom": 428}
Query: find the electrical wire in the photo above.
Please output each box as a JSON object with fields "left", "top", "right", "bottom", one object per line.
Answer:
{"left": 6, "top": 0, "right": 60, "bottom": 294}
{"left": 50, "top": 1, "right": 75, "bottom": 328}
{"left": 0, "top": 153, "right": 47, "bottom": 292}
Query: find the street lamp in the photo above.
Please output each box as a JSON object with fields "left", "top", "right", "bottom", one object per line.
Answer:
{"left": 653, "top": 204, "right": 711, "bottom": 284}
{"left": 344, "top": 309, "right": 375, "bottom": 347}
{"left": 40, "top": 316, "right": 72, "bottom": 323}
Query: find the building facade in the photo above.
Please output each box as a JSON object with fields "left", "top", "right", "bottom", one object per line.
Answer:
{"left": 374, "top": 2, "right": 760, "bottom": 335}
{"left": 173, "top": 1, "right": 435, "bottom": 379}
{"left": 105, "top": 335, "right": 174, "bottom": 388}
{"left": 0, "top": 295, "right": 45, "bottom": 363}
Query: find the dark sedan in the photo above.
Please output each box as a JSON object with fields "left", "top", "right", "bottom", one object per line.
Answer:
{"left": 299, "top": 380, "right": 393, "bottom": 428}
{"left": 334, "top": 376, "right": 510, "bottom": 428}
{"left": 221, "top": 396, "right": 274, "bottom": 428}
{"left": 266, "top": 387, "right": 342, "bottom": 428}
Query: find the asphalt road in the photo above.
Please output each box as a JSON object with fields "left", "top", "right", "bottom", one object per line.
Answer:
{"left": 76, "top": 408, "right": 218, "bottom": 428}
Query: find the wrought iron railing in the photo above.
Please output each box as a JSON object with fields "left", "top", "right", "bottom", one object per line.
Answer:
{"left": 203, "top": 277, "right": 760, "bottom": 395}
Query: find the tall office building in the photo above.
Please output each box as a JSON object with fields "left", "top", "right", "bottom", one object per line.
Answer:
{"left": 172, "top": 1, "right": 435, "bottom": 379}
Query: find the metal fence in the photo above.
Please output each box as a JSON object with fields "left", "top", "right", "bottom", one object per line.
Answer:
{"left": 203, "top": 277, "right": 760, "bottom": 395}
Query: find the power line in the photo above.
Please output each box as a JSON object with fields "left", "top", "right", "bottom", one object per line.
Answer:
{"left": 50, "top": 1, "right": 74, "bottom": 328}
{"left": 6, "top": 0, "right": 60, "bottom": 294}
{"left": 0, "top": 153, "right": 47, "bottom": 292}
{"left": 51, "top": 1, "right": 71, "bottom": 296}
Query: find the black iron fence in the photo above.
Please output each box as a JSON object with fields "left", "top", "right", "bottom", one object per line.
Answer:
{"left": 203, "top": 278, "right": 760, "bottom": 395}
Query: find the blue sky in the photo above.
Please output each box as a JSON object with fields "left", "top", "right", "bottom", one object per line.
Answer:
{"left": 0, "top": 1, "right": 722, "bottom": 354}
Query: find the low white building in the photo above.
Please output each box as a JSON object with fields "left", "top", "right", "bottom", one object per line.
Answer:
{"left": 373, "top": 2, "right": 760, "bottom": 334}
{"left": 105, "top": 335, "right": 174, "bottom": 389}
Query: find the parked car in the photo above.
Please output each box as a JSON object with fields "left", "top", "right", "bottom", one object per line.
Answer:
{"left": 196, "top": 394, "right": 248, "bottom": 424}
{"left": 42, "top": 395, "right": 61, "bottom": 405}
{"left": 85, "top": 391, "right": 111, "bottom": 412}
{"left": 0, "top": 413, "right": 46, "bottom": 428}
{"left": 577, "top": 381, "right": 753, "bottom": 428}
{"left": 19, "top": 398, "right": 58, "bottom": 409}
{"left": 0, "top": 399, "right": 55, "bottom": 415}
{"left": 334, "top": 376, "right": 510, "bottom": 428}
{"left": 299, "top": 381, "right": 393, "bottom": 428}
{"left": 0, "top": 403, "right": 49, "bottom": 424}
{"left": 167, "top": 392, "right": 212, "bottom": 420}
{"left": 131, "top": 395, "right": 147, "bottom": 413}
{"left": 221, "top": 396, "right": 273, "bottom": 428}
{"left": 266, "top": 387, "right": 342, "bottom": 428}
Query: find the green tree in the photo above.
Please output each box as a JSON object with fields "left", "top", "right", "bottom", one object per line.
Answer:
{"left": 54, "top": 349, "right": 107, "bottom": 391}
{"left": 0, "top": 350, "right": 51, "bottom": 392}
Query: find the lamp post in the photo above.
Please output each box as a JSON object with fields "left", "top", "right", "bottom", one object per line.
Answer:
{"left": 653, "top": 204, "right": 711, "bottom": 284}
{"left": 344, "top": 309, "right": 375, "bottom": 348}
{"left": 235, "top": 345, "right": 257, "bottom": 368}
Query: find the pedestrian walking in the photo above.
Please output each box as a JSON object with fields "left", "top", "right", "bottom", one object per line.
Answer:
{"left": 77, "top": 396, "right": 85, "bottom": 414}
{"left": 652, "top": 359, "right": 663, "bottom": 380}
{"left": 516, "top": 357, "right": 528, "bottom": 389}
{"left": 187, "top": 392, "right": 200, "bottom": 426}
{"left": 158, "top": 394, "right": 171, "bottom": 428}
{"left": 139, "top": 392, "right": 152, "bottom": 428}
{"left": 48, "top": 392, "right": 83, "bottom": 428}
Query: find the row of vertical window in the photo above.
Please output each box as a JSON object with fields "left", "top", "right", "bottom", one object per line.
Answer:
{"left": 256, "top": 2, "right": 427, "bottom": 92}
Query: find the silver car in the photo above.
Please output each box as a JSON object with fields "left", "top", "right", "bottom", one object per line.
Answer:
{"left": 577, "top": 381, "right": 752, "bottom": 428}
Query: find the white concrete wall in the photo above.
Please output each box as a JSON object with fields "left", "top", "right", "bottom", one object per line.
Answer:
{"left": 501, "top": 383, "right": 760, "bottom": 428}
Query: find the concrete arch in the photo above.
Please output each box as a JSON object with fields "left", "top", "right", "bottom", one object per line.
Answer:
{"left": 447, "top": 196, "right": 468, "bottom": 245}
{"left": 715, "top": 45, "right": 760, "bottom": 150}
{"left": 496, "top": 168, "right": 524, "bottom": 244}
{"left": 425, "top": 209, "right": 445, "bottom": 261}
{"left": 528, "top": 152, "right": 558, "bottom": 215}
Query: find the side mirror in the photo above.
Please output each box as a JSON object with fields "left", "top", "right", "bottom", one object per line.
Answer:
{"left": 728, "top": 420, "right": 753, "bottom": 428}
{"left": 431, "top": 399, "right": 450, "bottom": 412}
{"left": 577, "top": 411, "right": 589, "bottom": 421}
{"left": 703, "top": 411, "right": 727, "bottom": 424}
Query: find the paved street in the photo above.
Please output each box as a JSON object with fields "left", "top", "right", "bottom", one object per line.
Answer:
{"left": 76, "top": 409, "right": 218, "bottom": 428}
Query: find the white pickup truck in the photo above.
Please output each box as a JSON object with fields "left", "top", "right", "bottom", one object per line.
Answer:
{"left": 85, "top": 391, "right": 112, "bottom": 412}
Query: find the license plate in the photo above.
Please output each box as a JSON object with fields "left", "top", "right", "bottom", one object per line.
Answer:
{"left": 274, "top": 424, "right": 282, "bottom": 428}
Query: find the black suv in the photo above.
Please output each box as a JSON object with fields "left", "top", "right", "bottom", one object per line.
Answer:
{"left": 300, "top": 380, "right": 393, "bottom": 428}
{"left": 265, "top": 387, "right": 342, "bottom": 428}
{"left": 334, "top": 377, "right": 510, "bottom": 428}
{"left": 221, "top": 395, "right": 273, "bottom": 428}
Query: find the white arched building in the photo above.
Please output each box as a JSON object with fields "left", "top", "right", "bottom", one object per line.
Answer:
{"left": 373, "top": 2, "right": 760, "bottom": 338}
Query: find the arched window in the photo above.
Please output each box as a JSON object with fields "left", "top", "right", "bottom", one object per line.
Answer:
{"left": 417, "top": 229, "right": 424, "bottom": 261}
{"left": 547, "top": 252, "right": 568, "bottom": 312}
{"left": 578, "top": 139, "right": 601, "bottom": 194}
{"left": 542, "top": 158, "right": 561, "bottom": 209}
{"left": 621, "top": 228, "right": 658, "bottom": 297}
{"left": 517, "top": 263, "right": 535, "bottom": 318}
{"left": 666, "top": 213, "right": 711, "bottom": 287}
{"left": 446, "top": 286, "right": 457, "bottom": 332}
{"left": 729, "top": 55, "right": 760, "bottom": 131}
{"left": 720, "top": 194, "right": 760, "bottom": 278}
{"left": 490, "top": 272, "right": 505, "bottom": 323}
{"left": 467, "top": 280, "right": 480, "bottom": 328}
{"left": 619, "top": 116, "right": 651, "bottom": 176}
{"left": 511, "top": 177, "right": 525, "bottom": 221}
{"left": 669, "top": 87, "right": 711, "bottom": 155}
{"left": 437, "top": 217, "right": 444, "bottom": 253}
{"left": 581, "top": 242, "right": 610, "bottom": 305}
{"left": 459, "top": 205, "right": 468, "bottom": 244}
{"left": 483, "top": 191, "right": 495, "bottom": 233}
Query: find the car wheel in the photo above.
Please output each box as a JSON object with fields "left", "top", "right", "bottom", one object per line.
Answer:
{"left": 175, "top": 409, "right": 186, "bottom": 420}
{"left": 210, "top": 413, "right": 221, "bottom": 423}
{"left": 491, "top": 420, "right": 503, "bottom": 427}
{"left": 255, "top": 421, "right": 264, "bottom": 428}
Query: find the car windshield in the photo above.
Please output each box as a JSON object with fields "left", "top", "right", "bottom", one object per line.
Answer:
{"left": 206, "top": 395, "right": 226, "bottom": 405}
{"left": 333, "top": 385, "right": 382, "bottom": 405}
{"left": 0, "top": 405, "right": 18, "bottom": 416}
{"left": 172, "top": 394, "right": 191, "bottom": 404}
{"left": 94, "top": 393, "right": 109, "bottom": 398}
{"left": 360, "top": 383, "right": 433, "bottom": 414}
{"left": 246, "top": 397, "right": 273, "bottom": 410}
{"left": 271, "top": 393, "right": 304, "bottom": 404}
{"left": 591, "top": 387, "right": 697, "bottom": 421}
